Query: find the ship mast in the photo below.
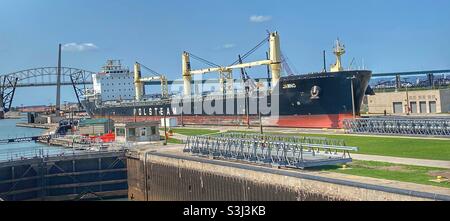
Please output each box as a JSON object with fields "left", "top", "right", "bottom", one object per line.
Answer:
{"left": 330, "top": 38, "right": 345, "bottom": 72}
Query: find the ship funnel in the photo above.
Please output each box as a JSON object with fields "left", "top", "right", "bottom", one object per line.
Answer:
{"left": 134, "top": 62, "right": 144, "bottom": 100}
{"left": 182, "top": 51, "right": 192, "bottom": 97}
{"left": 269, "top": 32, "right": 282, "bottom": 88}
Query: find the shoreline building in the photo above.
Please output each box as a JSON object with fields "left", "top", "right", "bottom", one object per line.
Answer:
{"left": 114, "top": 121, "right": 160, "bottom": 143}
{"left": 366, "top": 89, "right": 450, "bottom": 115}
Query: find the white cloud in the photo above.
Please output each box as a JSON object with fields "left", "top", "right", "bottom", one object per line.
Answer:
{"left": 62, "top": 43, "right": 98, "bottom": 52}
{"left": 222, "top": 43, "right": 236, "bottom": 49}
{"left": 249, "top": 15, "right": 272, "bottom": 23}
{"left": 215, "top": 43, "right": 236, "bottom": 50}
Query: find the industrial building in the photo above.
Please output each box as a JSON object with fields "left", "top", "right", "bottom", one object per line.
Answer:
{"left": 114, "top": 121, "right": 160, "bottom": 143}
{"left": 367, "top": 89, "right": 450, "bottom": 115}
{"left": 77, "top": 118, "right": 115, "bottom": 135}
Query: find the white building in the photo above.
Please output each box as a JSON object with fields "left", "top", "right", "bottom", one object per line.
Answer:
{"left": 367, "top": 88, "right": 450, "bottom": 115}
{"left": 92, "top": 60, "right": 135, "bottom": 102}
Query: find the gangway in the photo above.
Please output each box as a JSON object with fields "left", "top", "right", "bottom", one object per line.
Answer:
{"left": 183, "top": 133, "right": 358, "bottom": 169}
{"left": 0, "top": 135, "right": 53, "bottom": 144}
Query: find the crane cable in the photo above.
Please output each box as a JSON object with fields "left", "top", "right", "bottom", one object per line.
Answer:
{"left": 186, "top": 34, "right": 270, "bottom": 70}
{"left": 229, "top": 35, "right": 270, "bottom": 66}
{"left": 188, "top": 52, "right": 221, "bottom": 68}
{"left": 137, "top": 62, "right": 161, "bottom": 77}
{"left": 136, "top": 62, "right": 169, "bottom": 98}
{"left": 280, "top": 50, "right": 299, "bottom": 76}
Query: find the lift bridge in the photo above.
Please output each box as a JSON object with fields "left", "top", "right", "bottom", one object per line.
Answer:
{"left": 183, "top": 133, "right": 357, "bottom": 169}
{"left": 0, "top": 67, "right": 94, "bottom": 117}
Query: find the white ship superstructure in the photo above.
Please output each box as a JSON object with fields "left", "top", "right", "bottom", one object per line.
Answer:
{"left": 91, "top": 60, "right": 135, "bottom": 102}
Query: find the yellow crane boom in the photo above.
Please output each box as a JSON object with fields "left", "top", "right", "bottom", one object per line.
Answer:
{"left": 182, "top": 32, "right": 282, "bottom": 96}
{"left": 134, "top": 62, "right": 169, "bottom": 100}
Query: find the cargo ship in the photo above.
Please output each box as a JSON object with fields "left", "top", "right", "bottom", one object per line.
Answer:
{"left": 83, "top": 32, "right": 372, "bottom": 128}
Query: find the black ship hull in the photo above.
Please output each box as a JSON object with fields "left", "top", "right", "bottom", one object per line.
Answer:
{"left": 83, "top": 70, "right": 371, "bottom": 128}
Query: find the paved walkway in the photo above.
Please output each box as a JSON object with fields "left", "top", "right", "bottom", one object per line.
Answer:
{"left": 351, "top": 153, "right": 450, "bottom": 169}
{"left": 182, "top": 125, "right": 450, "bottom": 140}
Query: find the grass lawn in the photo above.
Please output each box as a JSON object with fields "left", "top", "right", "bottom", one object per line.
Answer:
{"left": 170, "top": 128, "right": 220, "bottom": 136}
{"left": 313, "top": 160, "right": 450, "bottom": 189}
{"left": 227, "top": 130, "right": 450, "bottom": 161}
{"left": 167, "top": 137, "right": 184, "bottom": 144}
{"left": 300, "top": 133, "right": 450, "bottom": 161}
{"left": 160, "top": 136, "right": 184, "bottom": 144}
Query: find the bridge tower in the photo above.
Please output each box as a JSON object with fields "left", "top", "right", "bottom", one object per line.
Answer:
{"left": 0, "top": 93, "right": 4, "bottom": 119}
{"left": 55, "top": 44, "right": 62, "bottom": 115}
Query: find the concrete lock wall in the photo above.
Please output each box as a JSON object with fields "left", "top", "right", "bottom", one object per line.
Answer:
{"left": 0, "top": 152, "right": 128, "bottom": 201}
{"left": 127, "top": 152, "right": 430, "bottom": 201}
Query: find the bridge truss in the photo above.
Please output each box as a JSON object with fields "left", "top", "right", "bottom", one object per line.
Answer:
{"left": 0, "top": 67, "right": 95, "bottom": 113}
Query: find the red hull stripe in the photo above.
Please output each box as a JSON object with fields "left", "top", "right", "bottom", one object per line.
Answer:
{"left": 99, "top": 114, "right": 354, "bottom": 129}
{"left": 273, "top": 114, "right": 354, "bottom": 128}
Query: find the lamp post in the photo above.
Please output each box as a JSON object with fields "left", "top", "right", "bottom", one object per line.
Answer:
{"left": 245, "top": 82, "right": 250, "bottom": 129}
{"left": 163, "top": 104, "right": 168, "bottom": 145}
{"left": 259, "top": 109, "right": 263, "bottom": 134}
{"left": 181, "top": 99, "right": 184, "bottom": 127}
{"left": 347, "top": 75, "right": 356, "bottom": 119}
{"left": 258, "top": 90, "right": 263, "bottom": 134}
{"left": 133, "top": 101, "right": 137, "bottom": 123}
{"left": 63, "top": 101, "right": 67, "bottom": 112}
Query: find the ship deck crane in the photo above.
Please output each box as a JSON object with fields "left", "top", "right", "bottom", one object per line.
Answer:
{"left": 182, "top": 32, "right": 282, "bottom": 96}
{"left": 134, "top": 62, "right": 169, "bottom": 101}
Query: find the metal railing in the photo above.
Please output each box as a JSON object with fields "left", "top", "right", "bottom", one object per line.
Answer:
{"left": 216, "top": 132, "right": 347, "bottom": 146}
{"left": 0, "top": 148, "right": 126, "bottom": 164}
{"left": 343, "top": 117, "right": 450, "bottom": 137}
{"left": 184, "top": 133, "right": 358, "bottom": 169}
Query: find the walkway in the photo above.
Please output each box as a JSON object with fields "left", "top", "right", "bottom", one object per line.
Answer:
{"left": 182, "top": 125, "right": 450, "bottom": 140}
{"left": 351, "top": 153, "right": 450, "bottom": 169}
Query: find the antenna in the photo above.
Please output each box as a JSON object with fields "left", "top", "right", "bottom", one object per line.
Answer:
{"left": 323, "top": 50, "right": 327, "bottom": 72}
{"left": 348, "top": 58, "right": 355, "bottom": 70}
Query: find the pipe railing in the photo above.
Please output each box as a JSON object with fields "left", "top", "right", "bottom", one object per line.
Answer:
{"left": 344, "top": 118, "right": 450, "bottom": 137}
{"left": 183, "top": 134, "right": 357, "bottom": 168}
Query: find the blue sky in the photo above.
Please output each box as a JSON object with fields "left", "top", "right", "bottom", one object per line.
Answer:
{"left": 1, "top": 0, "right": 450, "bottom": 106}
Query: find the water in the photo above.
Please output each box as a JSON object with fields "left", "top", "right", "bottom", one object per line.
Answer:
{"left": 0, "top": 117, "right": 71, "bottom": 162}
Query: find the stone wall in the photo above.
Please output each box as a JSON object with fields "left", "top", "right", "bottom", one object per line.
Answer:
{"left": 127, "top": 152, "right": 431, "bottom": 201}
